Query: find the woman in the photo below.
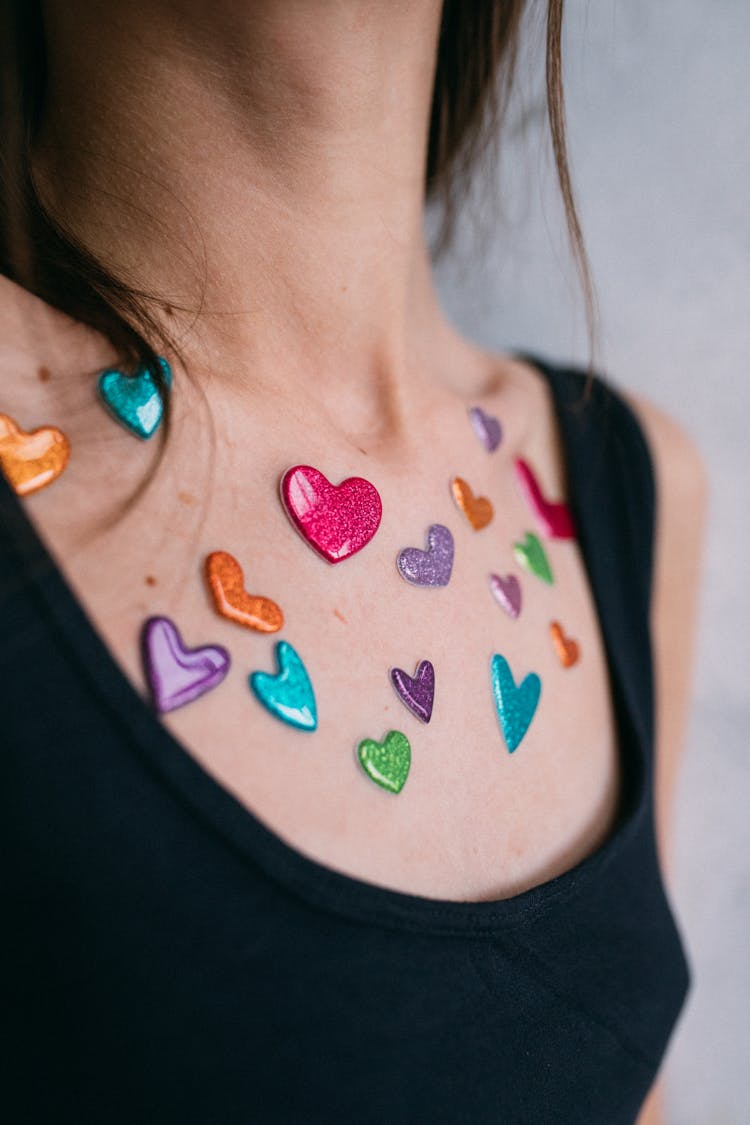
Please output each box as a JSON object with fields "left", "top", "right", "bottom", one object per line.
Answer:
{"left": 0, "top": 1, "right": 706, "bottom": 1122}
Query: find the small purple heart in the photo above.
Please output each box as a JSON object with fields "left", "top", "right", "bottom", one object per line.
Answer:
{"left": 390, "top": 659, "right": 435, "bottom": 724}
{"left": 469, "top": 406, "right": 502, "bottom": 453}
{"left": 397, "top": 524, "right": 454, "bottom": 587}
{"left": 489, "top": 573, "right": 522, "bottom": 619}
{"left": 142, "top": 616, "right": 230, "bottom": 713}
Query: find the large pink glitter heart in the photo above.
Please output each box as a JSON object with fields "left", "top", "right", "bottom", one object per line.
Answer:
{"left": 280, "top": 465, "right": 382, "bottom": 564}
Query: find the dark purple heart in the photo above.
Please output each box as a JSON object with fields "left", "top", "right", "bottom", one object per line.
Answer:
{"left": 488, "top": 573, "right": 522, "bottom": 619}
{"left": 390, "top": 659, "right": 435, "bottom": 724}
{"left": 469, "top": 406, "right": 502, "bottom": 453}
{"left": 142, "top": 616, "right": 230, "bottom": 713}
{"left": 396, "top": 524, "right": 454, "bottom": 587}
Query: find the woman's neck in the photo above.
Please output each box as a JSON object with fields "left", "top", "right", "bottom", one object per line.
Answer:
{"left": 33, "top": 0, "right": 463, "bottom": 435}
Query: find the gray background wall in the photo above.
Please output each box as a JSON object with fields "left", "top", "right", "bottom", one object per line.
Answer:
{"left": 431, "top": 3, "right": 749, "bottom": 1121}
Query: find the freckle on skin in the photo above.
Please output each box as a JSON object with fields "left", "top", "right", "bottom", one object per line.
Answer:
{"left": 178, "top": 491, "right": 196, "bottom": 505}
{"left": 333, "top": 608, "right": 347, "bottom": 624}
{"left": 145, "top": 575, "right": 157, "bottom": 587}
{"left": 37, "top": 365, "right": 51, "bottom": 382}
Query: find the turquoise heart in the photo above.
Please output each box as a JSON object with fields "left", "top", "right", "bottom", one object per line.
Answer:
{"left": 250, "top": 640, "right": 317, "bottom": 732}
{"left": 513, "top": 531, "right": 554, "bottom": 585}
{"left": 98, "top": 356, "right": 172, "bottom": 439}
{"left": 490, "top": 653, "right": 541, "bottom": 753}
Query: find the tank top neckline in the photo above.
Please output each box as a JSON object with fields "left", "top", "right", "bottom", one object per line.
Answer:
{"left": 0, "top": 351, "right": 649, "bottom": 937}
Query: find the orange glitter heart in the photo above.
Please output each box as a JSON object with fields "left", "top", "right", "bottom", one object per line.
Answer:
{"left": 550, "top": 621, "right": 580, "bottom": 668}
{"left": 205, "top": 550, "right": 284, "bottom": 633}
{"left": 0, "top": 413, "right": 70, "bottom": 496}
{"left": 451, "top": 477, "right": 493, "bottom": 530}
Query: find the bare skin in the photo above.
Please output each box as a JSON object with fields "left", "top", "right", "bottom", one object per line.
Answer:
{"left": 2, "top": 1, "right": 707, "bottom": 1118}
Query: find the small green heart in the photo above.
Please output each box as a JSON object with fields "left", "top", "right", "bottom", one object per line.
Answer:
{"left": 513, "top": 531, "right": 554, "bottom": 585}
{"left": 357, "top": 730, "right": 411, "bottom": 794}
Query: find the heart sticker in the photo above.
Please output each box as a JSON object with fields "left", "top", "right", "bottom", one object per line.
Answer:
{"left": 142, "top": 616, "right": 230, "bottom": 713}
{"left": 513, "top": 531, "right": 554, "bottom": 585}
{"left": 98, "top": 356, "right": 172, "bottom": 439}
{"left": 390, "top": 659, "right": 435, "bottom": 724}
{"left": 280, "top": 465, "right": 382, "bottom": 564}
{"left": 0, "top": 413, "right": 70, "bottom": 496}
{"left": 249, "top": 640, "right": 317, "bottom": 731}
{"left": 469, "top": 406, "right": 502, "bottom": 453}
{"left": 550, "top": 621, "right": 580, "bottom": 668}
{"left": 205, "top": 550, "right": 283, "bottom": 633}
{"left": 396, "top": 523, "right": 454, "bottom": 587}
{"left": 490, "top": 653, "right": 541, "bottom": 753}
{"left": 357, "top": 730, "right": 411, "bottom": 794}
{"left": 489, "top": 573, "right": 522, "bottom": 619}
{"left": 514, "top": 458, "right": 575, "bottom": 539}
{"left": 451, "top": 477, "right": 493, "bottom": 530}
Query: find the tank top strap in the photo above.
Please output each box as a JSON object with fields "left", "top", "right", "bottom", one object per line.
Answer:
{"left": 515, "top": 352, "right": 657, "bottom": 759}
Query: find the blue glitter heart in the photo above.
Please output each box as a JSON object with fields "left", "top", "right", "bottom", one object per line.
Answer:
{"left": 490, "top": 653, "right": 541, "bottom": 753}
{"left": 98, "top": 356, "right": 172, "bottom": 439}
{"left": 250, "top": 640, "right": 317, "bottom": 732}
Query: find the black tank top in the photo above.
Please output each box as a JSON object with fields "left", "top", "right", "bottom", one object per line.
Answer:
{"left": 0, "top": 355, "right": 690, "bottom": 1124}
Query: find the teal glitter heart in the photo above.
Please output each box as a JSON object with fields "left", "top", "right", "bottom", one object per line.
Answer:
{"left": 98, "top": 356, "right": 172, "bottom": 439}
{"left": 250, "top": 640, "right": 317, "bottom": 732}
{"left": 490, "top": 653, "right": 541, "bottom": 753}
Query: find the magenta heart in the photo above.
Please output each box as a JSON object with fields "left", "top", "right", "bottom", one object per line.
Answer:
{"left": 469, "top": 406, "right": 502, "bottom": 453}
{"left": 390, "top": 659, "right": 435, "bottom": 724}
{"left": 489, "top": 573, "right": 522, "bottom": 619}
{"left": 396, "top": 524, "right": 454, "bottom": 587}
{"left": 280, "top": 464, "right": 382, "bottom": 564}
{"left": 142, "top": 616, "right": 230, "bottom": 713}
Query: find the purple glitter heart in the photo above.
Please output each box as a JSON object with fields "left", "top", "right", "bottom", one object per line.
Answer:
{"left": 469, "top": 406, "right": 502, "bottom": 453}
{"left": 489, "top": 573, "right": 522, "bottom": 619}
{"left": 390, "top": 659, "right": 435, "bottom": 724}
{"left": 142, "top": 616, "right": 230, "bottom": 713}
{"left": 396, "top": 524, "right": 454, "bottom": 587}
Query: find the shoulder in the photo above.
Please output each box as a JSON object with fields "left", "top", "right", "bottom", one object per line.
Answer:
{"left": 624, "top": 389, "right": 709, "bottom": 867}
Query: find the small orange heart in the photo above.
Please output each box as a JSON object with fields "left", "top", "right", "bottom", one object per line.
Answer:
{"left": 550, "top": 621, "right": 580, "bottom": 668}
{"left": 0, "top": 413, "right": 70, "bottom": 496}
{"left": 451, "top": 477, "right": 493, "bottom": 530}
{"left": 205, "top": 550, "right": 284, "bottom": 633}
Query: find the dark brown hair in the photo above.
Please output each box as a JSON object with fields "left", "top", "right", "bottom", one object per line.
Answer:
{"left": 0, "top": 0, "right": 595, "bottom": 391}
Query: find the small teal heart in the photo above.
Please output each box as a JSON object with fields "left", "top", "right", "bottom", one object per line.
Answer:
{"left": 98, "top": 356, "right": 172, "bottom": 439}
{"left": 250, "top": 640, "right": 317, "bottom": 732}
{"left": 490, "top": 653, "right": 541, "bottom": 753}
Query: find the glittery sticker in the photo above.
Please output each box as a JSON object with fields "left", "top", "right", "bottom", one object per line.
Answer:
{"left": 98, "top": 356, "right": 172, "bottom": 439}
{"left": 469, "top": 406, "right": 502, "bottom": 452}
{"left": 488, "top": 573, "right": 522, "bottom": 619}
{"left": 280, "top": 464, "right": 382, "bottom": 564}
{"left": 396, "top": 523, "right": 454, "bottom": 586}
{"left": 141, "top": 616, "right": 230, "bottom": 713}
{"left": 451, "top": 477, "right": 493, "bottom": 530}
{"left": 490, "top": 653, "right": 541, "bottom": 753}
{"left": 513, "top": 531, "right": 554, "bottom": 585}
{"left": 550, "top": 621, "right": 580, "bottom": 668}
{"left": 0, "top": 413, "right": 70, "bottom": 496}
{"left": 249, "top": 640, "right": 317, "bottom": 731}
{"left": 514, "top": 458, "right": 575, "bottom": 539}
{"left": 390, "top": 660, "right": 435, "bottom": 724}
{"left": 205, "top": 550, "right": 283, "bottom": 633}
{"left": 357, "top": 730, "right": 411, "bottom": 793}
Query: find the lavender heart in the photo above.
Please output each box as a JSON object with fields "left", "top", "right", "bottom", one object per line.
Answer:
{"left": 142, "top": 616, "right": 230, "bottom": 713}
{"left": 396, "top": 524, "right": 454, "bottom": 587}
{"left": 489, "top": 573, "right": 522, "bottom": 619}
{"left": 390, "top": 659, "right": 435, "bottom": 724}
{"left": 469, "top": 406, "right": 502, "bottom": 453}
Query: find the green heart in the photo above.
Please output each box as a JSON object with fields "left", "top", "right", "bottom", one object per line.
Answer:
{"left": 513, "top": 531, "right": 554, "bottom": 585}
{"left": 357, "top": 730, "right": 411, "bottom": 794}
